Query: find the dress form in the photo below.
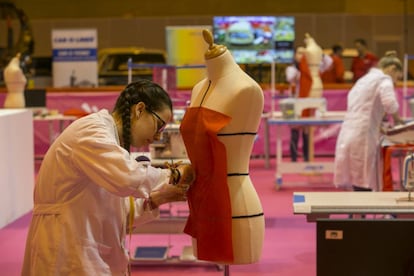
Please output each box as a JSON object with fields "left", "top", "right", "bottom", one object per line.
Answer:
{"left": 304, "top": 33, "right": 323, "bottom": 98}
{"left": 303, "top": 34, "right": 323, "bottom": 161}
{"left": 181, "top": 29, "right": 265, "bottom": 265}
{"left": 3, "top": 53, "right": 27, "bottom": 108}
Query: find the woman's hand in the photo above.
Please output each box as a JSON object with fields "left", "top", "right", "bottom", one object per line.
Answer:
{"left": 168, "top": 163, "right": 196, "bottom": 186}
{"left": 149, "top": 183, "right": 188, "bottom": 208}
{"left": 392, "top": 113, "right": 405, "bottom": 126}
{"left": 149, "top": 164, "right": 195, "bottom": 208}
{"left": 176, "top": 164, "right": 196, "bottom": 186}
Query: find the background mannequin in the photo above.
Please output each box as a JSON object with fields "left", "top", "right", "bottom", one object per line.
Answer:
{"left": 3, "top": 53, "right": 27, "bottom": 108}
{"left": 180, "top": 29, "right": 265, "bottom": 264}
{"left": 285, "top": 46, "right": 310, "bottom": 161}
{"left": 301, "top": 33, "right": 323, "bottom": 160}
{"left": 304, "top": 33, "right": 323, "bottom": 98}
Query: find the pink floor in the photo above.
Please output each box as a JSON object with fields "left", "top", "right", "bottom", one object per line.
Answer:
{"left": 0, "top": 157, "right": 353, "bottom": 276}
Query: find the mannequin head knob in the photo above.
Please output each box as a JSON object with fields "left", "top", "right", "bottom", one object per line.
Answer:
{"left": 202, "top": 29, "right": 214, "bottom": 47}
{"left": 202, "top": 29, "right": 227, "bottom": 60}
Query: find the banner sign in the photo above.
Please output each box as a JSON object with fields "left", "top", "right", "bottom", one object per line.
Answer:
{"left": 166, "top": 26, "right": 211, "bottom": 89}
{"left": 51, "top": 29, "right": 98, "bottom": 87}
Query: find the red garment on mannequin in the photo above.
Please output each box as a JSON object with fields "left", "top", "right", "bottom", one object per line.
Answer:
{"left": 180, "top": 106, "right": 234, "bottom": 263}
{"left": 298, "top": 56, "right": 313, "bottom": 117}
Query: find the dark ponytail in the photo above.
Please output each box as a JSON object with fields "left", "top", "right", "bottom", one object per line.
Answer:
{"left": 113, "top": 79, "right": 172, "bottom": 152}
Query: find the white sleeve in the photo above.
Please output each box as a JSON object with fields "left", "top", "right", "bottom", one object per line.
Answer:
{"left": 125, "top": 197, "right": 161, "bottom": 227}
{"left": 71, "top": 118, "right": 171, "bottom": 199}
{"left": 378, "top": 78, "right": 399, "bottom": 114}
{"left": 320, "top": 54, "right": 333, "bottom": 73}
{"left": 285, "top": 65, "right": 299, "bottom": 84}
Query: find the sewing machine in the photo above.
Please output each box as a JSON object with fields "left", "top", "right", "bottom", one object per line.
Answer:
{"left": 149, "top": 124, "right": 188, "bottom": 159}
{"left": 279, "top": 97, "right": 327, "bottom": 119}
{"left": 384, "top": 120, "right": 414, "bottom": 144}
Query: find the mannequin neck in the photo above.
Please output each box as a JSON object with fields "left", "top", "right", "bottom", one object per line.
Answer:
{"left": 205, "top": 51, "right": 240, "bottom": 80}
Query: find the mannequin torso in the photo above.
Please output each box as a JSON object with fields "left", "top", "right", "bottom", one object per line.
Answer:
{"left": 180, "top": 30, "right": 265, "bottom": 264}
{"left": 191, "top": 51, "right": 263, "bottom": 175}
{"left": 3, "top": 54, "right": 27, "bottom": 108}
{"left": 304, "top": 34, "right": 323, "bottom": 98}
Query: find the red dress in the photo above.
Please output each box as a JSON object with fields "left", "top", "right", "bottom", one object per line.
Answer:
{"left": 180, "top": 106, "right": 234, "bottom": 263}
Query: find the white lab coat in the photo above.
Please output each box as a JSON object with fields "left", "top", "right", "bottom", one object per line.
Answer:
{"left": 334, "top": 68, "right": 399, "bottom": 191}
{"left": 285, "top": 64, "right": 300, "bottom": 96}
{"left": 22, "top": 109, "right": 170, "bottom": 276}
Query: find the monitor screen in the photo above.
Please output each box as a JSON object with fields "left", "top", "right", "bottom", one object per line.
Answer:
{"left": 213, "top": 16, "right": 295, "bottom": 64}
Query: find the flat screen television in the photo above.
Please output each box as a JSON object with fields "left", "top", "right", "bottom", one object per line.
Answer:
{"left": 317, "top": 219, "right": 414, "bottom": 276}
{"left": 212, "top": 16, "right": 295, "bottom": 64}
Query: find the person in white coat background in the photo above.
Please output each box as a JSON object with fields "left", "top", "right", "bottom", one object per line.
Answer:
{"left": 334, "top": 51, "right": 404, "bottom": 192}
{"left": 22, "top": 79, "right": 195, "bottom": 276}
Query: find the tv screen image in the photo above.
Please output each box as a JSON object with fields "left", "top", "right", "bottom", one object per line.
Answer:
{"left": 273, "top": 16, "right": 295, "bottom": 64}
{"left": 213, "top": 16, "right": 295, "bottom": 64}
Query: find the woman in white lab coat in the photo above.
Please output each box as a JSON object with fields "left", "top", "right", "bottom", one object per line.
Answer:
{"left": 334, "top": 51, "right": 404, "bottom": 191}
{"left": 21, "top": 80, "right": 194, "bottom": 275}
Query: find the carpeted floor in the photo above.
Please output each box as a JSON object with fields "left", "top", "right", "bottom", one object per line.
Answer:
{"left": 0, "top": 157, "right": 382, "bottom": 276}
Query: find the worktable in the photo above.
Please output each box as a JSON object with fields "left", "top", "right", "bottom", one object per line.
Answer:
{"left": 293, "top": 191, "right": 414, "bottom": 275}
{"left": 265, "top": 111, "right": 345, "bottom": 188}
{"left": 293, "top": 191, "right": 414, "bottom": 222}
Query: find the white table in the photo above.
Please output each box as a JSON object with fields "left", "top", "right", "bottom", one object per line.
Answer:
{"left": 33, "top": 114, "right": 77, "bottom": 142}
{"left": 293, "top": 191, "right": 414, "bottom": 275}
{"left": 33, "top": 114, "right": 78, "bottom": 159}
{"left": 293, "top": 191, "right": 414, "bottom": 221}
{"left": 265, "top": 112, "right": 345, "bottom": 188}
{"left": 0, "top": 109, "right": 34, "bottom": 228}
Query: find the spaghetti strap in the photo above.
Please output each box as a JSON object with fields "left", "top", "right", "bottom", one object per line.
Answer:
{"left": 199, "top": 80, "right": 212, "bottom": 107}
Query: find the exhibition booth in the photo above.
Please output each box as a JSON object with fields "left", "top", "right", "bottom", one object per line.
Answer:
{"left": 0, "top": 84, "right": 412, "bottom": 159}
{"left": 1, "top": 10, "right": 414, "bottom": 274}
